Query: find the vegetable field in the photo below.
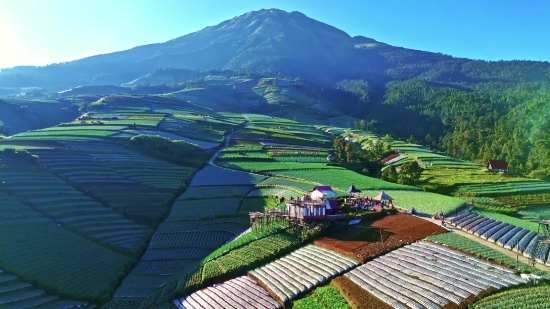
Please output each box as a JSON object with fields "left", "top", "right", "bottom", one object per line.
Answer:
{"left": 249, "top": 245, "right": 359, "bottom": 304}
{"left": 518, "top": 206, "right": 550, "bottom": 220}
{"left": 345, "top": 242, "right": 528, "bottom": 309}
{"left": 0, "top": 193, "right": 132, "bottom": 301}
{"left": 471, "top": 209, "right": 540, "bottom": 231}
{"left": 174, "top": 276, "right": 281, "bottom": 309}
{"left": 359, "top": 190, "right": 466, "bottom": 215}
{"left": 189, "top": 166, "right": 266, "bottom": 186}
{"left": 167, "top": 198, "right": 242, "bottom": 220}
{"left": 449, "top": 212, "right": 550, "bottom": 266}
{"left": 257, "top": 177, "right": 316, "bottom": 192}
{"left": 269, "top": 169, "right": 419, "bottom": 192}
{"left": 293, "top": 286, "right": 350, "bottom": 309}
{"left": 178, "top": 185, "right": 253, "bottom": 199}
{"left": 0, "top": 268, "right": 91, "bottom": 309}
{"left": 455, "top": 181, "right": 550, "bottom": 196}
{"left": 426, "top": 232, "right": 548, "bottom": 275}
{"left": 473, "top": 284, "right": 550, "bottom": 309}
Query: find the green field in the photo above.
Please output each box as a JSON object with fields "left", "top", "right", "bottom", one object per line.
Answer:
{"left": 270, "top": 169, "right": 420, "bottom": 192}
{"left": 293, "top": 286, "right": 350, "bottom": 309}
{"left": 426, "top": 233, "right": 547, "bottom": 276}
{"left": 473, "top": 284, "right": 550, "bottom": 309}
{"left": 472, "top": 208, "right": 540, "bottom": 231}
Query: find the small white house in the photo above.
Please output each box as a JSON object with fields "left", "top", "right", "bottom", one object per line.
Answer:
{"left": 310, "top": 186, "right": 338, "bottom": 200}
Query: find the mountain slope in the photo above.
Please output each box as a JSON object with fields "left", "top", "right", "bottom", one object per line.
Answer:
{"left": 4, "top": 8, "right": 549, "bottom": 91}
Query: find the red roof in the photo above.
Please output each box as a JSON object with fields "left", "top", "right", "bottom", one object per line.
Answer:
{"left": 488, "top": 160, "right": 508, "bottom": 169}
{"left": 311, "top": 186, "right": 333, "bottom": 191}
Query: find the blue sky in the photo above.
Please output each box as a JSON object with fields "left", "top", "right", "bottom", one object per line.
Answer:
{"left": 0, "top": 0, "right": 548, "bottom": 68}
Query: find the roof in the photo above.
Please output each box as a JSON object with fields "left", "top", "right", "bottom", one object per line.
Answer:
{"left": 373, "top": 191, "right": 394, "bottom": 201}
{"left": 346, "top": 184, "right": 361, "bottom": 193}
{"left": 312, "top": 186, "right": 333, "bottom": 191}
{"left": 488, "top": 160, "right": 508, "bottom": 169}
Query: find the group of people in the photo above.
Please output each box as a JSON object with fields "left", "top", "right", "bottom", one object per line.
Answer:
{"left": 409, "top": 208, "right": 447, "bottom": 227}
{"left": 346, "top": 197, "right": 393, "bottom": 211}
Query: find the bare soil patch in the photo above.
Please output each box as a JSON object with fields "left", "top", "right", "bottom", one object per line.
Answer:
{"left": 315, "top": 213, "right": 447, "bottom": 262}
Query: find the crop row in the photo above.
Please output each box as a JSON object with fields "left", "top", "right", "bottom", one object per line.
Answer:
{"left": 0, "top": 196, "right": 132, "bottom": 300}
{"left": 178, "top": 185, "right": 252, "bottom": 200}
{"left": 257, "top": 177, "right": 317, "bottom": 192}
{"left": 427, "top": 232, "right": 548, "bottom": 276}
{"left": 0, "top": 269, "right": 91, "bottom": 309}
{"left": 455, "top": 181, "right": 550, "bottom": 196}
{"left": 292, "top": 286, "right": 350, "bottom": 309}
{"left": 358, "top": 189, "right": 466, "bottom": 216}
{"left": 449, "top": 213, "right": 550, "bottom": 267}
{"left": 268, "top": 169, "right": 418, "bottom": 192}
{"left": 250, "top": 245, "right": 359, "bottom": 304}
{"left": 167, "top": 198, "right": 242, "bottom": 221}
{"left": 174, "top": 276, "right": 281, "bottom": 309}
{"left": 383, "top": 154, "right": 407, "bottom": 165}
{"left": 1, "top": 178, "right": 151, "bottom": 250}
{"left": 189, "top": 166, "right": 266, "bottom": 186}
{"left": 200, "top": 231, "right": 304, "bottom": 285}
{"left": 148, "top": 231, "right": 234, "bottom": 249}
{"left": 473, "top": 284, "right": 550, "bottom": 309}
{"left": 247, "top": 188, "right": 302, "bottom": 200}
{"left": 345, "top": 242, "right": 527, "bottom": 309}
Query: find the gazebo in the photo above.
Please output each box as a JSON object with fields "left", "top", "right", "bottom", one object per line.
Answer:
{"left": 373, "top": 191, "right": 394, "bottom": 207}
{"left": 346, "top": 184, "right": 362, "bottom": 197}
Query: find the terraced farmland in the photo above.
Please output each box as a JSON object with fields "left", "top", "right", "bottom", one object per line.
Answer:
{"left": 29, "top": 148, "right": 178, "bottom": 221}
{"left": 0, "top": 170, "right": 153, "bottom": 250}
{"left": 345, "top": 242, "right": 528, "bottom": 309}
{"left": 174, "top": 276, "right": 281, "bottom": 309}
{"left": 269, "top": 169, "right": 419, "bottom": 192}
{"left": 0, "top": 193, "right": 132, "bottom": 302}
{"left": 449, "top": 213, "right": 549, "bottom": 265}
{"left": 256, "top": 177, "right": 317, "bottom": 192}
{"left": 189, "top": 166, "right": 266, "bottom": 186}
{"left": 249, "top": 244, "right": 360, "bottom": 304}
{"left": 0, "top": 269, "right": 91, "bottom": 309}
{"left": 454, "top": 181, "right": 550, "bottom": 196}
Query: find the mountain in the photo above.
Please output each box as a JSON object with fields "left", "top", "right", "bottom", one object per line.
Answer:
{"left": 2, "top": 8, "right": 550, "bottom": 178}
{"left": 4, "top": 8, "right": 549, "bottom": 92}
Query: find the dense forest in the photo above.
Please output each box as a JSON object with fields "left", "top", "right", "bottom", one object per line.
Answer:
{"left": 333, "top": 77, "right": 550, "bottom": 180}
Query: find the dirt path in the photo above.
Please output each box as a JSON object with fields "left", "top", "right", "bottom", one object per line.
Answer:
{"left": 418, "top": 215, "right": 550, "bottom": 272}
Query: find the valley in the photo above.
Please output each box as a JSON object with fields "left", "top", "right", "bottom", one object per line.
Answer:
{"left": 0, "top": 84, "right": 549, "bottom": 309}
{"left": 0, "top": 7, "right": 550, "bottom": 309}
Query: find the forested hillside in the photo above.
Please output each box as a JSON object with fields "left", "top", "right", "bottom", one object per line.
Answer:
{"left": 332, "top": 77, "right": 550, "bottom": 178}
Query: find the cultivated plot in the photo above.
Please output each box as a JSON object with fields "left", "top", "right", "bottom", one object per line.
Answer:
{"left": 345, "top": 242, "right": 528, "bottom": 309}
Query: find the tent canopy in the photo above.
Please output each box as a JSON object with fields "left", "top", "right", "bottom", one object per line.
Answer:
{"left": 346, "top": 184, "right": 361, "bottom": 194}
{"left": 373, "top": 191, "right": 393, "bottom": 201}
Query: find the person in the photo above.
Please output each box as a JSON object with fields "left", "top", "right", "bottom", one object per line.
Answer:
{"left": 441, "top": 214, "right": 445, "bottom": 226}
{"left": 411, "top": 207, "right": 416, "bottom": 215}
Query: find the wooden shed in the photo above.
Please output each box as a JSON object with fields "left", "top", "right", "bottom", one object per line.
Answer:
{"left": 487, "top": 160, "right": 508, "bottom": 173}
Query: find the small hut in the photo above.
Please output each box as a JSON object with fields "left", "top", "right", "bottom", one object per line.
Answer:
{"left": 373, "top": 191, "right": 394, "bottom": 207}
{"left": 487, "top": 160, "right": 508, "bottom": 173}
{"left": 346, "top": 184, "right": 362, "bottom": 197}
